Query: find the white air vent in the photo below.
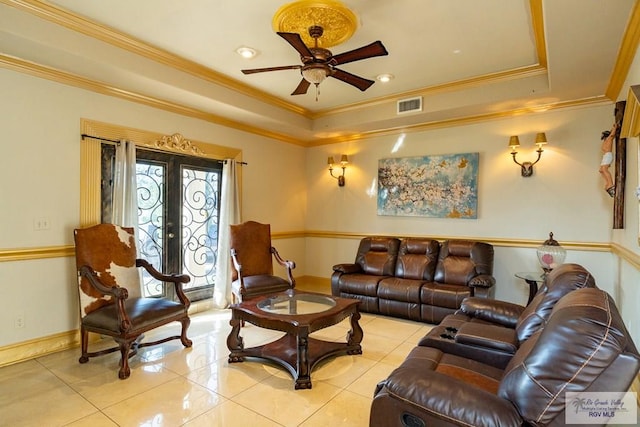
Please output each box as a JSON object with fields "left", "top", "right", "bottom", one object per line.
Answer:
{"left": 397, "top": 97, "right": 422, "bottom": 114}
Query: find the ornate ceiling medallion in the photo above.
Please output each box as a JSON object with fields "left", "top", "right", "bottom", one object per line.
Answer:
{"left": 272, "top": 0, "right": 358, "bottom": 48}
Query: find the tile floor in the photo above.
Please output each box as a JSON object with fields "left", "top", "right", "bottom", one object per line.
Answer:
{"left": 0, "top": 283, "right": 433, "bottom": 427}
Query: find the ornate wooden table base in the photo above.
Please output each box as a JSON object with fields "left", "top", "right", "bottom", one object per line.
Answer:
{"left": 227, "top": 291, "right": 363, "bottom": 389}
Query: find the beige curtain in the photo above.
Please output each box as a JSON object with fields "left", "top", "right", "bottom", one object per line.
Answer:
{"left": 112, "top": 140, "right": 138, "bottom": 232}
{"left": 111, "top": 140, "right": 141, "bottom": 290}
{"left": 213, "top": 159, "right": 241, "bottom": 308}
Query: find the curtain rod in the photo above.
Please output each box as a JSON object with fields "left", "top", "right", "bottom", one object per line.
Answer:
{"left": 81, "top": 134, "right": 120, "bottom": 144}
{"left": 81, "top": 133, "right": 247, "bottom": 165}
{"left": 218, "top": 160, "right": 248, "bottom": 165}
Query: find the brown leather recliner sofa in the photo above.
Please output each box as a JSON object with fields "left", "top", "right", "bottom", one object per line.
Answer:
{"left": 331, "top": 237, "right": 495, "bottom": 323}
{"left": 370, "top": 287, "right": 640, "bottom": 427}
{"left": 418, "top": 263, "right": 597, "bottom": 369}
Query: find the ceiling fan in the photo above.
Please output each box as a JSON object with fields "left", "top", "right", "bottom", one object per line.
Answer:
{"left": 241, "top": 25, "right": 388, "bottom": 97}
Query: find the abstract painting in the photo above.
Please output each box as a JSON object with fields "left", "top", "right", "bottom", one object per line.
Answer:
{"left": 377, "top": 152, "right": 479, "bottom": 218}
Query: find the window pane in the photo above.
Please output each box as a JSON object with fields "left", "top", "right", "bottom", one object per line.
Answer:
{"left": 137, "top": 162, "right": 165, "bottom": 297}
{"left": 182, "top": 167, "right": 220, "bottom": 289}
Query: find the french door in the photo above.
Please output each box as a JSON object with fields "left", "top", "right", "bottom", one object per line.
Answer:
{"left": 102, "top": 145, "right": 222, "bottom": 301}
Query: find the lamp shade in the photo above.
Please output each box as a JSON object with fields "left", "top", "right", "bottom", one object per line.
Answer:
{"left": 536, "top": 232, "right": 566, "bottom": 273}
{"left": 535, "top": 132, "right": 548, "bottom": 145}
{"left": 301, "top": 64, "right": 329, "bottom": 84}
{"left": 327, "top": 156, "right": 335, "bottom": 165}
{"left": 509, "top": 135, "right": 520, "bottom": 150}
{"left": 340, "top": 154, "right": 349, "bottom": 165}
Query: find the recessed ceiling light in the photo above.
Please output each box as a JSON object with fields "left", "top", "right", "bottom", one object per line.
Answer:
{"left": 236, "top": 46, "right": 258, "bottom": 59}
{"left": 376, "top": 73, "right": 394, "bottom": 83}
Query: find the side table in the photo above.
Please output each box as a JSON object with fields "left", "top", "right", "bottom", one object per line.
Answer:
{"left": 514, "top": 272, "right": 546, "bottom": 304}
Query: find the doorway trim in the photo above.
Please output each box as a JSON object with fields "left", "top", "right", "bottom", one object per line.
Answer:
{"left": 80, "top": 118, "right": 243, "bottom": 226}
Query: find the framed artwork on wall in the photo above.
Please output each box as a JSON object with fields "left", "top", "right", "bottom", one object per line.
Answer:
{"left": 377, "top": 152, "right": 479, "bottom": 218}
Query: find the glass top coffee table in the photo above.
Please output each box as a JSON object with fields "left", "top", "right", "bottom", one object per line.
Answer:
{"left": 227, "top": 290, "right": 363, "bottom": 389}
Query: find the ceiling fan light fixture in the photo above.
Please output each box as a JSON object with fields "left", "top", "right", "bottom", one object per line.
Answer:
{"left": 301, "top": 64, "right": 329, "bottom": 84}
{"left": 236, "top": 46, "right": 258, "bottom": 59}
{"left": 376, "top": 73, "right": 394, "bottom": 83}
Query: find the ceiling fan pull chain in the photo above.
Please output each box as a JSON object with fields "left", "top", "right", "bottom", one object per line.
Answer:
{"left": 315, "top": 84, "right": 320, "bottom": 101}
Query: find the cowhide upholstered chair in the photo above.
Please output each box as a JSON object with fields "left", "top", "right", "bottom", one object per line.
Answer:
{"left": 74, "top": 223, "right": 192, "bottom": 379}
{"left": 229, "top": 221, "right": 295, "bottom": 303}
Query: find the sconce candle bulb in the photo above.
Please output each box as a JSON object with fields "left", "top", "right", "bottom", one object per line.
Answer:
{"left": 509, "top": 132, "right": 548, "bottom": 177}
{"left": 328, "top": 154, "right": 348, "bottom": 186}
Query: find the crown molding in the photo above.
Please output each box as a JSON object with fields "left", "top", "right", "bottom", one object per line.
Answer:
{"left": 0, "top": 54, "right": 305, "bottom": 146}
{"left": 606, "top": 0, "right": 640, "bottom": 100}
{"left": 304, "top": 96, "right": 612, "bottom": 146}
{"left": 0, "top": 0, "right": 555, "bottom": 128}
{"left": 0, "top": 0, "right": 311, "bottom": 118}
{"left": 309, "top": 64, "right": 548, "bottom": 119}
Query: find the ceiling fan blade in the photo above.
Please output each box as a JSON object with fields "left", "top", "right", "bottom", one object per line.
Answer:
{"left": 331, "top": 68, "right": 375, "bottom": 91}
{"left": 331, "top": 41, "right": 388, "bottom": 66}
{"left": 277, "top": 32, "right": 313, "bottom": 59}
{"left": 291, "top": 78, "right": 311, "bottom": 95}
{"left": 241, "top": 65, "right": 301, "bottom": 74}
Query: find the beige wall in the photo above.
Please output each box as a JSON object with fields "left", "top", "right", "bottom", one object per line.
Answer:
{"left": 1, "top": 43, "right": 639, "bottom": 356}
{"left": 0, "top": 68, "right": 308, "bottom": 348}
{"left": 305, "top": 106, "right": 616, "bottom": 294}
{"left": 612, "top": 39, "right": 640, "bottom": 347}
{"left": 302, "top": 48, "right": 640, "bottom": 341}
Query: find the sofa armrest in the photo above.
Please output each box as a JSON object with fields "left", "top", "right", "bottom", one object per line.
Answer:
{"left": 372, "top": 367, "right": 522, "bottom": 427}
{"left": 331, "top": 263, "right": 363, "bottom": 296}
{"left": 455, "top": 323, "right": 518, "bottom": 354}
{"left": 460, "top": 297, "right": 525, "bottom": 328}
{"left": 469, "top": 274, "right": 496, "bottom": 288}
{"left": 332, "top": 263, "right": 362, "bottom": 274}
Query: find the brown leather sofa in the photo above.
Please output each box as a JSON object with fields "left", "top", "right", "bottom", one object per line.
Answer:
{"left": 418, "top": 263, "right": 597, "bottom": 368}
{"left": 370, "top": 287, "right": 640, "bottom": 427}
{"left": 331, "top": 237, "right": 495, "bottom": 323}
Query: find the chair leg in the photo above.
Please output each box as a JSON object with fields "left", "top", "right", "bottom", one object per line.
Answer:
{"left": 116, "top": 338, "right": 134, "bottom": 379}
{"left": 180, "top": 317, "right": 193, "bottom": 348}
{"left": 232, "top": 293, "right": 246, "bottom": 327}
{"left": 79, "top": 327, "right": 89, "bottom": 364}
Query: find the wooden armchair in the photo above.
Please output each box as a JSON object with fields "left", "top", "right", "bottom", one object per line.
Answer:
{"left": 230, "top": 221, "right": 295, "bottom": 303}
{"left": 73, "top": 223, "right": 192, "bottom": 379}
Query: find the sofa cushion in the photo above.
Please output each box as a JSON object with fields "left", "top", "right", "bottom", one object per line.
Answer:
{"left": 370, "top": 346, "right": 519, "bottom": 426}
{"left": 336, "top": 273, "right": 385, "bottom": 297}
{"left": 392, "top": 346, "right": 504, "bottom": 395}
{"left": 395, "top": 238, "right": 439, "bottom": 280}
{"left": 420, "top": 282, "right": 470, "bottom": 309}
{"left": 434, "top": 240, "right": 494, "bottom": 286}
{"left": 515, "top": 263, "right": 596, "bottom": 343}
{"left": 355, "top": 237, "right": 400, "bottom": 276}
{"left": 379, "top": 300, "right": 421, "bottom": 321}
{"left": 378, "top": 277, "right": 422, "bottom": 302}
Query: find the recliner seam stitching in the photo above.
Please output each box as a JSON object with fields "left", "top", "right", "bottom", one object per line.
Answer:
{"left": 535, "top": 294, "right": 612, "bottom": 423}
{"left": 383, "top": 389, "right": 477, "bottom": 427}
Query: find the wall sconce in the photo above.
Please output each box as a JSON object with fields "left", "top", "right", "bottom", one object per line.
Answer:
{"left": 509, "top": 132, "right": 547, "bottom": 177}
{"left": 328, "top": 155, "right": 348, "bottom": 186}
